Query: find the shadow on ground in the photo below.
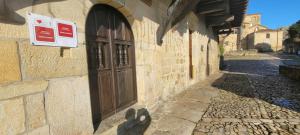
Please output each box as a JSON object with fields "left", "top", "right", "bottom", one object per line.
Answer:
{"left": 117, "top": 108, "right": 151, "bottom": 135}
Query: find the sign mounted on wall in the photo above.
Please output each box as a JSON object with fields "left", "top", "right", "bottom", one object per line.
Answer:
{"left": 27, "top": 13, "right": 78, "bottom": 48}
{"left": 53, "top": 19, "right": 77, "bottom": 47}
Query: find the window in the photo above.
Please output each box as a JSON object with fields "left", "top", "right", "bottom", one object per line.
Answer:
{"left": 266, "top": 33, "right": 270, "bottom": 38}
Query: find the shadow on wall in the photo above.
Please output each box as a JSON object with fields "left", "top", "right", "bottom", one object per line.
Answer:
{"left": 0, "top": 0, "right": 67, "bottom": 25}
{"left": 117, "top": 108, "right": 152, "bottom": 135}
{"left": 255, "top": 43, "right": 273, "bottom": 52}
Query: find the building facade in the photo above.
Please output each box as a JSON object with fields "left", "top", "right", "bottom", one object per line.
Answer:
{"left": 221, "top": 13, "right": 283, "bottom": 54}
{"left": 240, "top": 14, "right": 267, "bottom": 50}
{"left": 248, "top": 29, "right": 283, "bottom": 52}
{"left": 0, "top": 0, "right": 247, "bottom": 134}
{"left": 220, "top": 29, "right": 239, "bottom": 54}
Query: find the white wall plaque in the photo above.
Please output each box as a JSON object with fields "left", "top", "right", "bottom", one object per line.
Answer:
{"left": 27, "top": 13, "right": 78, "bottom": 48}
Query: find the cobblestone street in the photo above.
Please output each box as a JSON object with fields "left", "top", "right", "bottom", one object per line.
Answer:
{"left": 193, "top": 54, "right": 300, "bottom": 135}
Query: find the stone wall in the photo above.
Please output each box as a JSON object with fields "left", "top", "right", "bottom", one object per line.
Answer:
{"left": 240, "top": 14, "right": 268, "bottom": 50}
{"left": 132, "top": 7, "right": 220, "bottom": 108}
{"left": 220, "top": 34, "right": 238, "bottom": 54}
{"left": 241, "top": 25, "right": 267, "bottom": 50}
{"left": 219, "top": 14, "right": 267, "bottom": 52}
{"left": 0, "top": 0, "right": 220, "bottom": 134}
{"left": 243, "top": 14, "right": 261, "bottom": 26}
{"left": 247, "top": 33, "right": 255, "bottom": 49}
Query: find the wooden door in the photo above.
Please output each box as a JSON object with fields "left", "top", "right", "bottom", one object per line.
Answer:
{"left": 189, "top": 30, "right": 193, "bottom": 79}
{"left": 86, "top": 5, "right": 137, "bottom": 125}
{"left": 206, "top": 40, "right": 210, "bottom": 76}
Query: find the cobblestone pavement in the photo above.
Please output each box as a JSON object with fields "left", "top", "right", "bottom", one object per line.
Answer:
{"left": 193, "top": 54, "right": 300, "bottom": 135}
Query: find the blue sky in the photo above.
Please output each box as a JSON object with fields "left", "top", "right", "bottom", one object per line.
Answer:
{"left": 247, "top": 0, "right": 300, "bottom": 29}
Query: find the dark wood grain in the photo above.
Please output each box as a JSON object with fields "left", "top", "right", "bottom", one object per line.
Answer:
{"left": 86, "top": 5, "right": 137, "bottom": 123}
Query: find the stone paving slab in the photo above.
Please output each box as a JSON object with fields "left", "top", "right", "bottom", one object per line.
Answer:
{"left": 175, "top": 88, "right": 219, "bottom": 104}
{"left": 145, "top": 74, "right": 222, "bottom": 135}
{"left": 150, "top": 115, "right": 196, "bottom": 135}
{"left": 194, "top": 120, "right": 300, "bottom": 135}
{"left": 167, "top": 101, "right": 206, "bottom": 123}
{"left": 194, "top": 54, "right": 300, "bottom": 135}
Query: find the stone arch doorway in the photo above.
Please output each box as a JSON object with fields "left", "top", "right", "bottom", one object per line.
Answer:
{"left": 85, "top": 4, "right": 137, "bottom": 127}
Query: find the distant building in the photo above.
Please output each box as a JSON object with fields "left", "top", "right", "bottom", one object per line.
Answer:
{"left": 221, "top": 13, "right": 283, "bottom": 54}
{"left": 220, "top": 29, "right": 239, "bottom": 53}
{"left": 248, "top": 29, "right": 283, "bottom": 52}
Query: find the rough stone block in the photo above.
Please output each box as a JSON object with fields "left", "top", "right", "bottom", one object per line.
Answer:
{"left": 31, "top": 0, "right": 53, "bottom": 17}
{"left": 77, "top": 32, "right": 86, "bottom": 44}
{"left": 0, "top": 80, "right": 48, "bottom": 100}
{"left": 0, "top": 24, "right": 29, "bottom": 39}
{"left": 108, "top": 0, "right": 124, "bottom": 8}
{"left": 150, "top": 115, "right": 196, "bottom": 135}
{"left": 45, "top": 76, "right": 93, "bottom": 135}
{"left": 117, "top": 6, "right": 132, "bottom": 17}
{"left": 96, "top": 0, "right": 113, "bottom": 4}
{"left": 0, "top": 40, "right": 21, "bottom": 84}
{"left": 19, "top": 41, "right": 88, "bottom": 80}
{"left": 27, "top": 125, "right": 50, "bottom": 135}
{"left": 0, "top": 98, "right": 25, "bottom": 135}
{"left": 49, "top": 0, "right": 86, "bottom": 31}
{"left": 25, "top": 93, "right": 46, "bottom": 130}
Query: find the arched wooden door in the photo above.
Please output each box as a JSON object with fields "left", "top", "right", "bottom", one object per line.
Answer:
{"left": 85, "top": 5, "right": 137, "bottom": 125}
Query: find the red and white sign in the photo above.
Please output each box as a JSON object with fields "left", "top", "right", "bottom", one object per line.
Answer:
{"left": 28, "top": 13, "right": 77, "bottom": 48}
{"left": 57, "top": 23, "right": 73, "bottom": 38}
{"left": 35, "top": 26, "right": 55, "bottom": 42}
{"left": 53, "top": 19, "right": 77, "bottom": 47}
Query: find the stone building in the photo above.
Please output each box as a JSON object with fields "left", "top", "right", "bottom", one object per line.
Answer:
{"left": 220, "top": 29, "right": 239, "bottom": 53}
{"left": 0, "top": 0, "right": 247, "bottom": 135}
{"left": 221, "top": 13, "right": 283, "bottom": 54}
{"left": 240, "top": 14, "right": 267, "bottom": 49}
{"left": 248, "top": 29, "right": 283, "bottom": 52}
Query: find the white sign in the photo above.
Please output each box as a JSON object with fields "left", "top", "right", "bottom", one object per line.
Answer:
{"left": 54, "top": 19, "right": 78, "bottom": 47}
{"left": 27, "top": 13, "right": 78, "bottom": 48}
